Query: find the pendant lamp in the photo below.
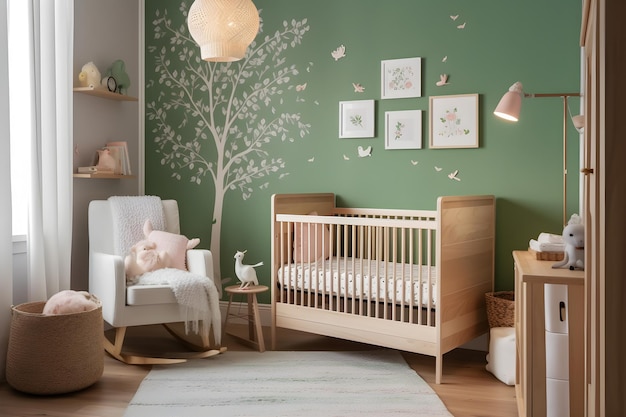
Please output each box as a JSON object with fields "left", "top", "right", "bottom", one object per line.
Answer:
{"left": 188, "top": 0, "right": 260, "bottom": 62}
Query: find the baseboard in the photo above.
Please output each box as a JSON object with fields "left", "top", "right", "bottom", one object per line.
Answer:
{"left": 220, "top": 300, "right": 271, "bottom": 326}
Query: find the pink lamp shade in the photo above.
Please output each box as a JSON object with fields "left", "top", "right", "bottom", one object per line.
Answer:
{"left": 188, "top": 0, "right": 259, "bottom": 62}
{"left": 572, "top": 114, "right": 585, "bottom": 132}
{"left": 494, "top": 82, "right": 524, "bottom": 122}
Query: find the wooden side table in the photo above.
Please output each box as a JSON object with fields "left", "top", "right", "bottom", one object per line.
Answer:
{"left": 223, "top": 284, "right": 268, "bottom": 352}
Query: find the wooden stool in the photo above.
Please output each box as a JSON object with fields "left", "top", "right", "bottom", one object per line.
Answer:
{"left": 223, "top": 284, "right": 268, "bottom": 352}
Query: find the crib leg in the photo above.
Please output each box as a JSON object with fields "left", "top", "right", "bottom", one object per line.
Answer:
{"left": 435, "top": 354, "right": 443, "bottom": 384}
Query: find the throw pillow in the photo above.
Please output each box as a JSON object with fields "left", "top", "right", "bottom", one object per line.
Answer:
{"left": 143, "top": 219, "right": 200, "bottom": 271}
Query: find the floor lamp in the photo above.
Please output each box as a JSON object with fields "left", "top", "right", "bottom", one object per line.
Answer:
{"left": 494, "top": 82, "right": 581, "bottom": 226}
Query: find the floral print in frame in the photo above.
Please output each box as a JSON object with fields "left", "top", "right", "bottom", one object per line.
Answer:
{"left": 385, "top": 110, "right": 422, "bottom": 150}
{"left": 381, "top": 57, "right": 422, "bottom": 99}
{"left": 429, "top": 94, "right": 479, "bottom": 149}
{"left": 339, "top": 100, "right": 375, "bottom": 138}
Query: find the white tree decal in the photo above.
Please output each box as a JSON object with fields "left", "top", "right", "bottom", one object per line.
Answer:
{"left": 147, "top": 3, "right": 311, "bottom": 281}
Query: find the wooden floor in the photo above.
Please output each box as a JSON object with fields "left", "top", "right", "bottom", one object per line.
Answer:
{"left": 0, "top": 324, "right": 517, "bottom": 417}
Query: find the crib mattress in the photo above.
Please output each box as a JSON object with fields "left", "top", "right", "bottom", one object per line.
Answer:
{"left": 277, "top": 257, "right": 438, "bottom": 306}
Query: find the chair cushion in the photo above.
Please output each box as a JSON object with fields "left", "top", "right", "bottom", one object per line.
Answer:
{"left": 126, "top": 285, "right": 177, "bottom": 306}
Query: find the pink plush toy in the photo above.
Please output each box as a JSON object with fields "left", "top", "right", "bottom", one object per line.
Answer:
{"left": 124, "top": 239, "right": 169, "bottom": 280}
{"left": 124, "top": 219, "right": 201, "bottom": 280}
{"left": 42, "top": 290, "right": 99, "bottom": 315}
{"left": 142, "top": 219, "right": 200, "bottom": 271}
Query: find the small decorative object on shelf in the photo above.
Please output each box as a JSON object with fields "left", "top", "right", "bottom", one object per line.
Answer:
{"left": 87, "top": 141, "right": 132, "bottom": 176}
{"left": 104, "top": 76, "right": 117, "bottom": 93}
{"left": 100, "top": 59, "right": 130, "bottom": 95}
{"left": 94, "top": 148, "right": 116, "bottom": 174}
{"left": 234, "top": 250, "right": 263, "bottom": 289}
{"left": 104, "top": 141, "right": 132, "bottom": 175}
{"left": 77, "top": 166, "right": 97, "bottom": 174}
{"left": 78, "top": 61, "right": 102, "bottom": 90}
{"left": 74, "top": 59, "right": 136, "bottom": 100}
{"left": 552, "top": 214, "right": 584, "bottom": 270}
{"left": 74, "top": 140, "right": 134, "bottom": 179}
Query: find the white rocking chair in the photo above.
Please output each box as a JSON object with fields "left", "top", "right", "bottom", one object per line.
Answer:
{"left": 88, "top": 198, "right": 226, "bottom": 365}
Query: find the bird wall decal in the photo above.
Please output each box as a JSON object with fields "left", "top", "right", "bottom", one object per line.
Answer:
{"left": 352, "top": 82, "right": 365, "bottom": 93}
{"left": 436, "top": 74, "right": 450, "bottom": 86}
{"left": 357, "top": 145, "right": 372, "bottom": 157}
{"left": 234, "top": 250, "right": 263, "bottom": 289}
{"left": 448, "top": 169, "right": 461, "bottom": 181}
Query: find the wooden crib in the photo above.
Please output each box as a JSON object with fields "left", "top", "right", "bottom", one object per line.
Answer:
{"left": 270, "top": 193, "right": 495, "bottom": 384}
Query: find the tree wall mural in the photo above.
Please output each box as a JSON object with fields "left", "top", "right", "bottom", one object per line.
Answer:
{"left": 146, "top": 3, "right": 311, "bottom": 281}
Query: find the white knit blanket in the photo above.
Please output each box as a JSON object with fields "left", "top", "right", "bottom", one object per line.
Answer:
{"left": 108, "top": 195, "right": 165, "bottom": 257}
{"left": 133, "top": 268, "right": 222, "bottom": 345}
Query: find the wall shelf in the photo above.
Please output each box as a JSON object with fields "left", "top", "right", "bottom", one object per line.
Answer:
{"left": 73, "top": 87, "right": 138, "bottom": 101}
{"left": 73, "top": 173, "right": 136, "bottom": 179}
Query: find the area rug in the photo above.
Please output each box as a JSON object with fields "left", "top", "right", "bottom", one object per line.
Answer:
{"left": 124, "top": 350, "right": 452, "bottom": 417}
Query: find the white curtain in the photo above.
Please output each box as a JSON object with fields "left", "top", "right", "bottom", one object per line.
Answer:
{"left": 26, "top": 0, "right": 74, "bottom": 300}
{"left": 0, "top": 0, "right": 13, "bottom": 381}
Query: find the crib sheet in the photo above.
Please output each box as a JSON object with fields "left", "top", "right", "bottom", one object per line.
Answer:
{"left": 277, "top": 257, "right": 438, "bottom": 306}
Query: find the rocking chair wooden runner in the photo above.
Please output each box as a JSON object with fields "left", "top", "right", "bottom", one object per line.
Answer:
{"left": 88, "top": 198, "right": 226, "bottom": 365}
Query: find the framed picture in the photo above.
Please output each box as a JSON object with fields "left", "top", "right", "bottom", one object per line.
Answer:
{"left": 339, "top": 99, "right": 375, "bottom": 138}
{"left": 384, "top": 110, "right": 422, "bottom": 150}
{"left": 429, "top": 94, "right": 479, "bottom": 149}
{"left": 381, "top": 57, "right": 422, "bottom": 99}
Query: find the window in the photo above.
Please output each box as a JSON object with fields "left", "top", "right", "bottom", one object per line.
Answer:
{"left": 8, "top": 0, "right": 32, "bottom": 237}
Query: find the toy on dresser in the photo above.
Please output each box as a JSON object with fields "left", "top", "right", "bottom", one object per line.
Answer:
{"left": 552, "top": 214, "right": 584, "bottom": 270}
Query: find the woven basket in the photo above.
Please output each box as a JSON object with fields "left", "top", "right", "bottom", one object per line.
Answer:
{"left": 6, "top": 301, "right": 104, "bottom": 395}
{"left": 485, "top": 291, "right": 515, "bottom": 328}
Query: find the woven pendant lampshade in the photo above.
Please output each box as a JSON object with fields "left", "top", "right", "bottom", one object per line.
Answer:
{"left": 188, "top": 0, "right": 260, "bottom": 62}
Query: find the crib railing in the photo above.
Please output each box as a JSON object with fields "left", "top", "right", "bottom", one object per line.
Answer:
{"left": 274, "top": 209, "right": 438, "bottom": 326}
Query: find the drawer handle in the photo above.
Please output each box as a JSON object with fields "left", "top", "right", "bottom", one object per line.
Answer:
{"left": 559, "top": 301, "right": 566, "bottom": 322}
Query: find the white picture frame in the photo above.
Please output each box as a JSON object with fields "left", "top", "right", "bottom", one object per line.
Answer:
{"left": 381, "top": 57, "right": 422, "bottom": 99}
{"left": 384, "top": 110, "right": 422, "bottom": 150}
{"left": 339, "top": 100, "right": 375, "bottom": 138}
{"left": 429, "top": 94, "right": 479, "bottom": 149}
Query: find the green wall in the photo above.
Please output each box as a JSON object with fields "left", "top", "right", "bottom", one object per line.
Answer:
{"left": 144, "top": 0, "right": 581, "bottom": 302}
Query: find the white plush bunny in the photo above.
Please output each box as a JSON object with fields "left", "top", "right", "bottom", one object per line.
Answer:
{"left": 552, "top": 214, "right": 584, "bottom": 270}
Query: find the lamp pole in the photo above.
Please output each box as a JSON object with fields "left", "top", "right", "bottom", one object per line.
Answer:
{"left": 525, "top": 92, "right": 581, "bottom": 226}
